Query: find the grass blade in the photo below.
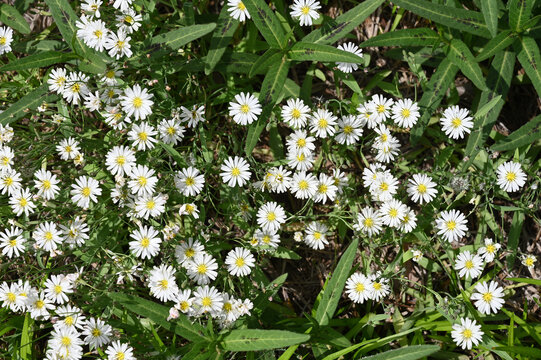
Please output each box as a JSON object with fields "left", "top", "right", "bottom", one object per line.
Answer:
{"left": 359, "top": 28, "right": 440, "bottom": 48}
{"left": 205, "top": 6, "right": 239, "bottom": 75}
{"left": 302, "top": 0, "right": 385, "bottom": 45}
{"left": 411, "top": 58, "right": 458, "bottom": 144}
{"left": 242, "top": 0, "right": 287, "bottom": 49}
{"left": 0, "top": 83, "right": 58, "bottom": 125}
{"left": 392, "top": 0, "right": 491, "bottom": 38}
{"left": 108, "top": 292, "right": 209, "bottom": 343}
{"left": 221, "top": 329, "right": 310, "bottom": 351}
{"left": 314, "top": 238, "right": 359, "bottom": 326}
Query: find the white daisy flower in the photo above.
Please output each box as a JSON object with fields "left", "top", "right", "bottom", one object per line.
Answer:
{"left": 266, "top": 165, "right": 292, "bottom": 193}
{"left": 0, "top": 145, "right": 14, "bottom": 172}
{"left": 70, "top": 176, "right": 101, "bottom": 209}
{"left": 82, "top": 0, "right": 102, "bottom": 18}
{"left": 281, "top": 98, "right": 311, "bottom": 128}
{"left": 304, "top": 221, "right": 329, "bottom": 250}
{"left": 128, "top": 122, "right": 158, "bottom": 151}
{"left": 0, "top": 26, "right": 14, "bottom": 55}
{"left": 105, "top": 145, "right": 136, "bottom": 177}
{"left": 477, "top": 238, "right": 501, "bottom": 263}
{"left": 521, "top": 254, "right": 537, "bottom": 269}
{"left": 345, "top": 273, "right": 372, "bottom": 304}
{"left": 63, "top": 71, "right": 90, "bottom": 105}
{"left": 121, "top": 84, "right": 153, "bottom": 121}
{"left": 158, "top": 118, "right": 185, "bottom": 145}
{"left": 229, "top": 92, "right": 261, "bottom": 125}
{"left": 129, "top": 225, "right": 162, "bottom": 259}
{"left": 0, "top": 281, "right": 21, "bottom": 311}
{"left": 451, "top": 318, "right": 484, "bottom": 350}
{"left": 398, "top": 208, "right": 417, "bottom": 233}
{"left": 134, "top": 193, "right": 167, "bottom": 220}
{"left": 290, "top": 0, "right": 321, "bottom": 26}
{"left": 336, "top": 115, "right": 363, "bottom": 145}
{"left": 380, "top": 199, "right": 407, "bottom": 228}
{"left": 225, "top": 247, "right": 255, "bottom": 276}
{"left": 175, "top": 238, "right": 205, "bottom": 266}
{"left": 47, "top": 68, "right": 68, "bottom": 94}
{"left": 287, "top": 149, "right": 315, "bottom": 171}
{"left": 105, "top": 341, "right": 135, "bottom": 360}
{"left": 9, "top": 187, "right": 36, "bottom": 217}
{"left": 227, "top": 0, "right": 251, "bottom": 22}
{"left": 49, "top": 327, "right": 84, "bottom": 359}
{"left": 331, "top": 168, "right": 348, "bottom": 193}
{"left": 178, "top": 203, "right": 200, "bottom": 218}
{"left": 257, "top": 202, "right": 286, "bottom": 233}
{"left": 56, "top": 137, "right": 81, "bottom": 160}
{"left": 454, "top": 251, "right": 484, "bottom": 279}
{"left": 54, "top": 304, "right": 87, "bottom": 331}
{"left": 368, "top": 94, "right": 394, "bottom": 123}
{"left": 44, "top": 275, "right": 73, "bottom": 304}
{"left": 336, "top": 42, "right": 363, "bottom": 73}
{"left": 290, "top": 171, "right": 318, "bottom": 199}
{"left": 309, "top": 108, "right": 337, "bottom": 138}
{"left": 82, "top": 317, "right": 112, "bottom": 349}
{"left": 496, "top": 161, "right": 526, "bottom": 192}
{"left": 287, "top": 129, "right": 316, "bottom": 156}
{"left": 193, "top": 285, "right": 224, "bottom": 315}
{"left": 175, "top": 166, "right": 205, "bottom": 197}
{"left": 104, "top": 29, "right": 132, "bottom": 59}
{"left": 116, "top": 8, "right": 142, "bottom": 34}
{"left": 391, "top": 98, "right": 420, "bottom": 128}
{"left": 407, "top": 174, "right": 438, "bottom": 204}
{"left": 0, "top": 169, "right": 22, "bottom": 196}
{"left": 471, "top": 280, "right": 505, "bottom": 315}
{"left": 34, "top": 169, "right": 60, "bottom": 200}
{"left": 368, "top": 274, "right": 390, "bottom": 302}
{"left": 362, "top": 163, "right": 388, "bottom": 190}
{"left": 440, "top": 105, "right": 474, "bottom": 139}
{"left": 84, "top": 19, "right": 109, "bottom": 51}
{"left": 187, "top": 253, "right": 218, "bottom": 285}
{"left": 173, "top": 289, "right": 193, "bottom": 314}
{"left": 353, "top": 207, "right": 383, "bottom": 237}
{"left": 220, "top": 156, "right": 251, "bottom": 187}
{"left": 373, "top": 135, "right": 400, "bottom": 163}
{"left": 436, "top": 209, "right": 468, "bottom": 243}
{"left": 26, "top": 291, "right": 55, "bottom": 320}
{"left": 128, "top": 164, "right": 158, "bottom": 196}
{"left": 149, "top": 264, "right": 178, "bottom": 302}
{"left": 255, "top": 228, "right": 280, "bottom": 248}
{"left": 60, "top": 216, "right": 89, "bottom": 247}
{"left": 0, "top": 226, "right": 25, "bottom": 258}
{"left": 180, "top": 104, "right": 206, "bottom": 128}
{"left": 314, "top": 173, "right": 338, "bottom": 203}
{"left": 84, "top": 90, "right": 103, "bottom": 112}
{"left": 357, "top": 102, "right": 379, "bottom": 129}
{"left": 33, "top": 221, "right": 63, "bottom": 252}
{"left": 370, "top": 171, "right": 399, "bottom": 202}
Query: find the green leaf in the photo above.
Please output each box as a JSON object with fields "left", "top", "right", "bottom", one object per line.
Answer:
{"left": 108, "top": 292, "right": 209, "bottom": 343}
{"left": 150, "top": 23, "right": 217, "bottom": 50}
{"left": 19, "top": 313, "right": 33, "bottom": 360}
{"left": 259, "top": 56, "right": 290, "bottom": 106}
{"left": 491, "top": 113, "right": 541, "bottom": 151}
{"left": 78, "top": 51, "right": 107, "bottom": 74}
{"left": 242, "top": 0, "right": 287, "bottom": 49}
{"left": 392, "top": 0, "right": 491, "bottom": 38}
{"left": 0, "top": 4, "right": 30, "bottom": 34}
{"left": 0, "top": 51, "right": 77, "bottom": 71}
{"left": 507, "top": 277, "right": 541, "bottom": 286}
{"left": 0, "top": 83, "right": 58, "bottom": 125}
{"left": 249, "top": 49, "right": 281, "bottom": 78}
{"left": 205, "top": 6, "right": 239, "bottom": 75}
{"left": 495, "top": 346, "right": 541, "bottom": 358}
{"left": 314, "top": 238, "right": 359, "bottom": 326}
{"left": 303, "top": 0, "right": 385, "bottom": 45}
{"left": 321, "top": 343, "right": 364, "bottom": 360}
{"left": 360, "top": 345, "right": 441, "bottom": 360}
{"left": 160, "top": 142, "right": 187, "bottom": 167}
{"left": 507, "top": 211, "right": 525, "bottom": 268}
{"left": 516, "top": 36, "right": 541, "bottom": 98}
{"left": 359, "top": 28, "right": 440, "bottom": 48}
{"left": 481, "top": 0, "right": 499, "bottom": 37}
{"left": 509, "top": 0, "right": 533, "bottom": 32}
{"left": 244, "top": 106, "right": 271, "bottom": 156}
{"left": 411, "top": 58, "right": 458, "bottom": 144}
{"left": 45, "top": 0, "right": 87, "bottom": 55}
{"left": 273, "top": 247, "right": 301, "bottom": 260}
{"left": 221, "top": 329, "right": 310, "bottom": 351}
{"left": 447, "top": 39, "right": 487, "bottom": 90}
{"left": 465, "top": 51, "right": 514, "bottom": 157}
{"left": 288, "top": 42, "right": 365, "bottom": 63}
{"left": 476, "top": 30, "right": 518, "bottom": 61}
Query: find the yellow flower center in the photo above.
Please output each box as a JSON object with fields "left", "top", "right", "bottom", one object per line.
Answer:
{"left": 482, "top": 292, "right": 493, "bottom": 302}
{"left": 19, "top": 198, "right": 27, "bottom": 207}
{"left": 401, "top": 108, "right": 410, "bottom": 118}
{"left": 417, "top": 184, "right": 427, "bottom": 193}
{"left": 296, "top": 153, "right": 305, "bottom": 162}
{"left": 318, "top": 118, "right": 328, "bottom": 128}
{"left": 0, "top": 37, "right": 6, "bottom": 45}
{"left": 380, "top": 133, "right": 387, "bottom": 142}
{"left": 201, "top": 296, "right": 212, "bottom": 307}
{"left": 343, "top": 125, "right": 353, "bottom": 134}
{"left": 2, "top": 156, "right": 9, "bottom": 165}
{"left": 138, "top": 132, "right": 148, "bottom": 141}
{"left": 262, "top": 235, "right": 271, "bottom": 244}
{"left": 506, "top": 172, "right": 516, "bottom": 181}
{"left": 267, "top": 212, "right": 276, "bottom": 221}
{"left": 124, "top": 15, "right": 134, "bottom": 24}
{"left": 54, "top": 285, "right": 63, "bottom": 294}
{"left": 364, "top": 218, "right": 374, "bottom": 228}
{"left": 240, "top": 104, "right": 250, "bottom": 113}
{"left": 7, "top": 292, "right": 16, "bottom": 303}
{"left": 291, "top": 108, "right": 301, "bottom": 118}
{"left": 301, "top": 5, "right": 310, "bottom": 14}
{"left": 180, "top": 301, "right": 189, "bottom": 311}
{"left": 4, "top": 177, "right": 13, "bottom": 186}
{"left": 296, "top": 138, "right": 306, "bottom": 147}
{"left": 71, "top": 83, "right": 80, "bottom": 93}
{"left": 141, "top": 237, "right": 150, "bottom": 248}
{"left": 159, "top": 279, "right": 168, "bottom": 289}
{"left": 231, "top": 167, "right": 241, "bottom": 176}
{"left": 451, "top": 117, "right": 462, "bottom": 128}
{"left": 94, "top": 29, "right": 103, "bottom": 39}
{"left": 45, "top": 232, "right": 53, "bottom": 240}
{"left": 65, "top": 316, "right": 74, "bottom": 326}
{"left": 446, "top": 220, "right": 456, "bottom": 230}
{"left": 465, "top": 260, "right": 474, "bottom": 269}
{"left": 355, "top": 283, "right": 364, "bottom": 292}
{"left": 42, "top": 180, "right": 51, "bottom": 189}
{"left": 185, "top": 248, "right": 195, "bottom": 258}
{"left": 138, "top": 176, "right": 147, "bottom": 186}
{"left": 116, "top": 156, "right": 125, "bottom": 165}
{"left": 318, "top": 184, "right": 327, "bottom": 194}
{"left": 313, "top": 232, "right": 321, "bottom": 240}
{"left": 373, "top": 282, "right": 382, "bottom": 290}
{"left": 389, "top": 208, "right": 398, "bottom": 218}
{"left": 61, "top": 336, "right": 71, "bottom": 346}
{"left": 146, "top": 200, "right": 155, "bottom": 210}
{"left": 116, "top": 40, "right": 125, "bottom": 49}
{"left": 525, "top": 257, "right": 534, "bottom": 267}
{"left": 298, "top": 180, "right": 308, "bottom": 190}
{"left": 486, "top": 244, "right": 495, "bottom": 253}
{"left": 377, "top": 105, "right": 385, "bottom": 113}
{"left": 82, "top": 187, "right": 91, "bottom": 197}
{"left": 223, "top": 302, "right": 232, "bottom": 312}
{"left": 237, "top": 1, "right": 246, "bottom": 10}
{"left": 167, "top": 127, "right": 176, "bottom": 135}
{"left": 9, "top": 239, "right": 17, "bottom": 247}
{"left": 379, "top": 182, "right": 389, "bottom": 191}
{"left": 462, "top": 329, "right": 472, "bottom": 339}
{"left": 185, "top": 204, "right": 194, "bottom": 214}
{"left": 235, "top": 257, "right": 245, "bottom": 267}
{"left": 116, "top": 352, "right": 125, "bottom": 360}
{"left": 197, "top": 264, "right": 207, "bottom": 274}
{"left": 185, "top": 177, "right": 195, "bottom": 186}
{"left": 92, "top": 328, "right": 101, "bottom": 337}
{"left": 106, "top": 70, "right": 115, "bottom": 78}
{"left": 35, "top": 300, "right": 44, "bottom": 309}
{"left": 133, "top": 97, "right": 143, "bottom": 108}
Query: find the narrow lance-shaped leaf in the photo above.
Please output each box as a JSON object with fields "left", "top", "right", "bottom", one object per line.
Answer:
{"left": 289, "top": 42, "right": 365, "bottom": 63}
{"left": 0, "top": 4, "right": 30, "bottom": 34}
{"left": 392, "top": 0, "right": 491, "bottom": 38}
{"left": 315, "top": 238, "right": 359, "bottom": 326}
{"left": 359, "top": 345, "right": 441, "bottom": 360}
{"left": 108, "top": 292, "right": 209, "bottom": 343}
{"left": 44, "top": 0, "right": 87, "bottom": 55}
{"left": 0, "top": 51, "right": 78, "bottom": 71}
{"left": 249, "top": 49, "right": 281, "bottom": 78}
{"left": 220, "top": 329, "right": 310, "bottom": 351}
{"left": 0, "top": 83, "right": 58, "bottom": 125}
{"left": 465, "top": 51, "right": 514, "bottom": 157}
{"left": 242, "top": 0, "right": 287, "bottom": 49}
{"left": 491, "top": 113, "right": 541, "bottom": 151}
{"left": 516, "top": 36, "right": 541, "bottom": 98}
{"left": 447, "top": 39, "right": 487, "bottom": 90}
{"left": 150, "top": 23, "right": 217, "bottom": 50}
{"left": 303, "top": 0, "right": 384, "bottom": 45}
{"left": 205, "top": 6, "right": 239, "bottom": 75}
{"left": 259, "top": 56, "right": 290, "bottom": 106}
{"left": 509, "top": 0, "right": 533, "bottom": 32}
{"left": 476, "top": 30, "right": 518, "bottom": 61}
{"left": 359, "top": 28, "right": 440, "bottom": 48}
{"left": 411, "top": 58, "right": 459, "bottom": 144}
{"left": 481, "top": 0, "right": 499, "bottom": 37}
